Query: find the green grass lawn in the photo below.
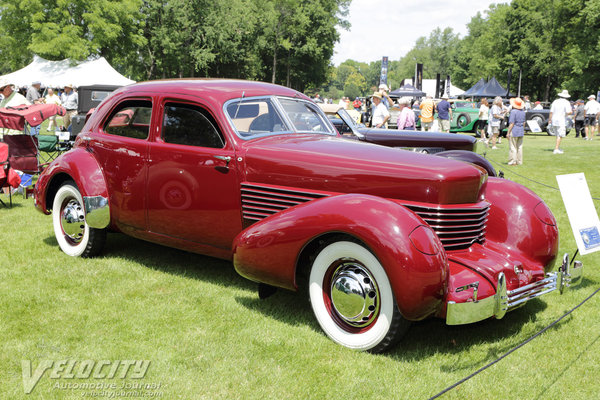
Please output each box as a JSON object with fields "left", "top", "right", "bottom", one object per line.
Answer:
{"left": 1, "top": 130, "right": 599, "bottom": 399}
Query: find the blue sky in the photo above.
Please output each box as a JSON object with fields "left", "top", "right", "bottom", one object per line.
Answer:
{"left": 332, "top": 0, "right": 506, "bottom": 65}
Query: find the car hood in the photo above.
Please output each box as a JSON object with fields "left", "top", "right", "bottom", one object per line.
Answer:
{"left": 242, "top": 135, "right": 486, "bottom": 204}
{"left": 359, "top": 128, "right": 476, "bottom": 151}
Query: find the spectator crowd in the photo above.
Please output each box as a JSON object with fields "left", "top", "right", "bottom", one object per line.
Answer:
{"left": 0, "top": 79, "right": 78, "bottom": 135}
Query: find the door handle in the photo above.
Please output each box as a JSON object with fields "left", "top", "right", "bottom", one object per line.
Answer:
{"left": 213, "top": 155, "right": 231, "bottom": 166}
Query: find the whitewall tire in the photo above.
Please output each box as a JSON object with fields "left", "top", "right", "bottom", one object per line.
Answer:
{"left": 52, "top": 182, "right": 106, "bottom": 257}
{"left": 308, "top": 240, "right": 409, "bottom": 352}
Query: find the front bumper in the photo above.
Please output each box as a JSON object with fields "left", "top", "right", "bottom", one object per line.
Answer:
{"left": 446, "top": 254, "right": 583, "bottom": 325}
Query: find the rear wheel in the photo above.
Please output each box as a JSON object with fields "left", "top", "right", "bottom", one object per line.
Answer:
{"left": 308, "top": 240, "right": 410, "bottom": 352}
{"left": 456, "top": 113, "right": 471, "bottom": 129}
{"left": 52, "top": 182, "right": 106, "bottom": 257}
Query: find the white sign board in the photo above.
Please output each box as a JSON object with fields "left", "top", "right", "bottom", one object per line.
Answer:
{"left": 56, "top": 131, "right": 70, "bottom": 141}
{"left": 556, "top": 173, "right": 600, "bottom": 255}
{"left": 526, "top": 119, "right": 542, "bottom": 133}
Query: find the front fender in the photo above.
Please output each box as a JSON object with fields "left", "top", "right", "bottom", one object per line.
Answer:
{"left": 34, "top": 148, "right": 110, "bottom": 229}
{"left": 233, "top": 194, "right": 448, "bottom": 321}
{"left": 485, "top": 177, "right": 559, "bottom": 271}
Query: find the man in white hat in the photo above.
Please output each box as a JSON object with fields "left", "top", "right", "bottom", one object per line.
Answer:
{"left": 583, "top": 94, "right": 600, "bottom": 140}
{"left": 436, "top": 94, "right": 452, "bottom": 133}
{"left": 26, "top": 81, "right": 44, "bottom": 105}
{"left": 378, "top": 83, "right": 394, "bottom": 109}
{"left": 549, "top": 89, "right": 572, "bottom": 154}
{"left": 371, "top": 91, "right": 390, "bottom": 128}
{"left": 0, "top": 78, "right": 30, "bottom": 137}
{"left": 60, "top": 83, "right": 78, "bottom": 130}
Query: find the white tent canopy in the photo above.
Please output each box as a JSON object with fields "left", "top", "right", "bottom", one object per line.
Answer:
{"left": 403, "top": 78, "right": 464, "bottom": 98}
{"left": 0, "top": 55, "right": 135, "bottom": 88}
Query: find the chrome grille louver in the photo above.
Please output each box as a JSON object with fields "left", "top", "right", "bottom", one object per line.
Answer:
{"left": 403, "top": 203, "right": 490, "bottom": 250}
{"left": 240, "top": 183, "right": 489, "bottom": 250}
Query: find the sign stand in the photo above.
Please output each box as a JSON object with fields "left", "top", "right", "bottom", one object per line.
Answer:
{"left": 557, "top": 173, "right": 600, "bottom": 255}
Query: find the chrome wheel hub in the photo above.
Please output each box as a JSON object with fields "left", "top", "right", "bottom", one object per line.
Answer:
{"left": 330, "top": 262, "right": 380, "bottom": 328}
{"left": 61, "top": 199, "right": 86, "bottom": 243}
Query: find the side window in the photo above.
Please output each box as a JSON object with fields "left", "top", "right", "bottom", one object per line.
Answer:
{"left": 162, "top": 103, "right": 225, "bottom": 148}
{"left": 104, "top": 99, "right": 152, "bottom": 139}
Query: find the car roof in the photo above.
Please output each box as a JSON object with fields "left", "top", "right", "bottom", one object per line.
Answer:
{"left": 115, "top": 79, "right": 309, "bottom": 102}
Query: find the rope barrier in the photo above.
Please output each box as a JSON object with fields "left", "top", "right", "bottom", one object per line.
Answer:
{"left": 428, "top": 286, "right": 600, "bottom": 399}
{"left": 429, "top": 153, "right": 599, "bottom": 399}
{"left": 483, "top": 152, "right": 600, "bottom": 201}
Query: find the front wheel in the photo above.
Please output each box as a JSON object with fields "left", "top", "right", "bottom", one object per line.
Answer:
{"left": 308, "top": 241, "right": 410, "bottom": 352}
{"left": 52, "top": 182, "right": 106, "bottom": 257}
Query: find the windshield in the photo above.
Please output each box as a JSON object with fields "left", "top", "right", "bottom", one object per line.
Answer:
{"left": 225, "top": 96, "right": 335, "bottom": 140}
{"left": 453, "top": 102, "right": 476, "bottom": 109}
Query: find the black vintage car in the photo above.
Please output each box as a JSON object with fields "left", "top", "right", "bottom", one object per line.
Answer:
{"left": 71, "top": 84, "right": 122, "bottom": 136}
{"left": 320, "top": 105, "right": 496, "bottom": 176}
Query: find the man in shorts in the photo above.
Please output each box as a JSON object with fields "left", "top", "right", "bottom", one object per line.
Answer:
{"left": 549, "top": 90, "right": 572, "bottom": 154}
{"left": 419, "top": 96, "right": 435, "bottom": 131}
{"left": 436, "top": 94, "right": 452, "bottom": 133}
{"left": 583, "top": 94, "right": 600, "bottom": 140}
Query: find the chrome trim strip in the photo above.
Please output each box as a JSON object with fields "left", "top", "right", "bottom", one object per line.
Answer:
{"left": 83, "top": 195, "right": 110, "bottom": 229}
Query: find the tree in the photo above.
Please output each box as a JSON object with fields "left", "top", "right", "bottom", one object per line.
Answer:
{"left": 0, "top": 0, "right": 350, "bottom": 88}
{"left": 344, "top": 71, "right": 366, "bottom": 98}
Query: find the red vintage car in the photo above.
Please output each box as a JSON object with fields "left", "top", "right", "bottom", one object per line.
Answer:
{"left": 34, "top": 79, "right": 582, "bottom": 352}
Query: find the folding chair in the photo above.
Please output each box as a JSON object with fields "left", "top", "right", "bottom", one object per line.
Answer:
{"left": 2, "top": 135, "right": 40, "bottom": 175}
{"left": 0, "top": 142, "right": 10, "bottom": 207}
{"left": 0, "top": 142, "right": 22, "bottom": 207}
{"left": 37, "top": 134, "right": 61, "bottom": 164}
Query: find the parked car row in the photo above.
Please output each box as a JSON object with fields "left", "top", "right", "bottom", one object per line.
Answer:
{"left": 360, "top": 95, "right": 555, "bottom": 135}
{"left": 35, "top": 79, "right": 582, "bottom": 353}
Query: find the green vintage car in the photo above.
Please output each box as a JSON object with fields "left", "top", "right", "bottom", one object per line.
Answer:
{"left": 412, "top": 100, "right": 481, "bottom": 132}
{"left": 449, "top": 100, "right": 480, "bottom": 132}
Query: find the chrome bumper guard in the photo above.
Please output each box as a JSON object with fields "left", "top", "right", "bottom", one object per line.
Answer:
{"left": 447, "top": 254, "right": 583, "bottom": 325}
{"left": 83, "top": 195, "right": 110, "bottom": 229}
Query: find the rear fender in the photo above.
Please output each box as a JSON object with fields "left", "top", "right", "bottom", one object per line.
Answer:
{"left": 233, "top": 194, "right": 448, "bottom": 320}
{"left": 34, "top": 148, "right": 110, "bottom": 229}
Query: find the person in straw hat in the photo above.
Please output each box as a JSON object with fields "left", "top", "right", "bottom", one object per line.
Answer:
{"left": 371, "top": 91, "right": 390, "bottom": 128}
{"left": 0, "top": 78, "right": 30, "bottom": 138}
{"left": 60, "top": 83, "right": 78, "bottom": 130}
{"left": 0, "top": 78, "right": 29, "bottom": 109}
{"left": 549, "top": 89, "right": 572, "bottom": 154}
{"left": 507, "top": 97, "right": 526, "bottom": 165}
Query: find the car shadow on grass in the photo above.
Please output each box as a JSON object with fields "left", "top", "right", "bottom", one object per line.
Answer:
{"left": 43, "top": 232, "right": 257, "bottom": 294}
{"left": 42, "top": 231, "right": 598, "bottom": 365}
{"left": 237, "top": 280, "right": 597, "bottom": 365}
{"left": 399, "top": 299, "right": 551, "bottom": 367}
